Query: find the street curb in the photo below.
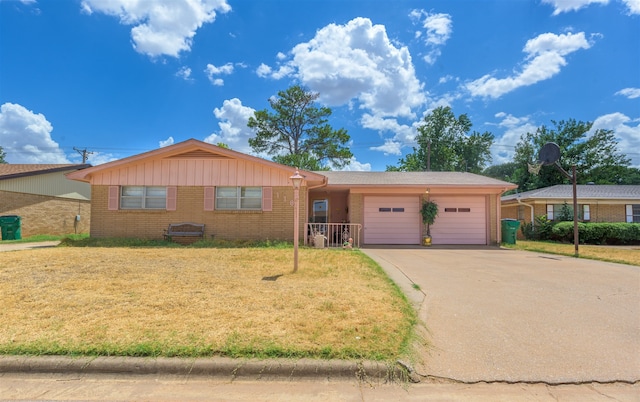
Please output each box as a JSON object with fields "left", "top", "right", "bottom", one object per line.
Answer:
{"left": 0, "top": 356, "right": 410, "bottom": 382}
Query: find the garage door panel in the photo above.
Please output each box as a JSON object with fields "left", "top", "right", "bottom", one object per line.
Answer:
{"left": 430, "top": 196, "right": 487, "bottom": 245}
{"left": 364, "top": 196, "right": 420, "bottom": 245}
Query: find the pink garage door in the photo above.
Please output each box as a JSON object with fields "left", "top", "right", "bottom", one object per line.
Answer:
{"left": 429, "top": 196, "right": 487, "bottom": 245}
{"left": 364, "top": 196, "right": 420, "bottom": 244}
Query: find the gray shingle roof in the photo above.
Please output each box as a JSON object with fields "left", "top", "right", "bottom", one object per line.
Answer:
{"left": 0, "top": 164, "right": 91, "bottom": 180}
{"left": 317, "top": 171, "right": 516, "bottom": 187}
{"left": 502, "top": 185, "right": 640, "bottom": 201}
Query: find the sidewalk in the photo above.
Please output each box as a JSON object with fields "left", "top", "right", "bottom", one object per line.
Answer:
{"left": 2, "top": 372, "right": 637, "bottom": 401}
{"left": 0, "top": 240, "right": 60, "bottom": 252}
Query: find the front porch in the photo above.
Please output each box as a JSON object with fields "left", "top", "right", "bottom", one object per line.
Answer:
{"left": 305, "top": 222, "right": 362, "bottom": 248}
{"left": 305, "top": 188, "right": 361, "bottom": 248}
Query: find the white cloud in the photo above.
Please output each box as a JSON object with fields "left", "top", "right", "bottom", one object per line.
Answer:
{"left": 205, "top": 63, "right": 234, "bottom": 86}
{"left": 467, "top": 32, "right": 592, "bottom": 99}
{"left": 176, "top": 66, "right": 192, "bottom": 81}
{"left": 80, "top": 0, "right": 231, "bottom": 58}
{"left": 490, "top": 113, "right": 539, "bottom": 165}
{"left": 361, "top": 113, "right": 416, "bottom": 144}
{"left": 159, "top": 137, "right": 174, "bottom": 148}
{"left": 410, "top": 10, "right": 452, "bottom": 65}
{"left": 337, "top": 157, "right": 372, "bottom": 172}
{"left": 621, "top": 0, "right": 640, "bottom": 14}
{"left": 85, "top": 152, "right": 118, "bottom": 166}
{"left": 204, "top": 98, "right": 256, "bottom": 153}
{"left": 615, "top": 87, "right": 640, "bottom": 99}
{"left": 541, "top": 0, "right": 609, "bottom": 15}
{"left": 590, "top": 112, "right": 640, "bottom": 167}
{"left": 256, "top": 63, "right": 272, "bottom": 77}
{"left": 0, "top": 102, "right": 70, "bottom": 163}
{"left": 262, "top": 17, "right": 426, "bottom": 119}
{"left": 369, "top": 139, "right": 403, "bottom": 156}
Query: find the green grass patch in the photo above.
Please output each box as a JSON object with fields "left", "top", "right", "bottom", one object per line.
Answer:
{"left": 0, "top": 233, "right": 89, "bottom": 244}
{"left": 503, "top": 240, "right": 640, "bottom": 266}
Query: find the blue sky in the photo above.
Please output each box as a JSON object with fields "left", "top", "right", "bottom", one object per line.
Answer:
{"left": 1, "top": 0, "right": 639, "bottom": 171}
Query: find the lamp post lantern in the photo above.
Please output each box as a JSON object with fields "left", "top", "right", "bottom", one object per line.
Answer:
{"left": 290, "top": 169, "right": 303, "bottom": 273}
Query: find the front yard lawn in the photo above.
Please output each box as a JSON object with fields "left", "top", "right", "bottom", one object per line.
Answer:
{"left": 504, "top": 240, "right": 640, "bottom": 266}
{"left": 0, "top": 247, "right": 416, "bottom": 361}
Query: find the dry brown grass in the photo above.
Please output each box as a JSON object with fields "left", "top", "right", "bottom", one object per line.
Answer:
{"left": 507, "top": 241, "right": 640, "bottom": 266}
{"left": 0, "top": 247, "right": 415, "bottom": 360}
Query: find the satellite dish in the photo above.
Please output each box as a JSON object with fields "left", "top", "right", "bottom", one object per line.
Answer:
{"left": 538, "top": 142, "right": 560, "bottom": 166}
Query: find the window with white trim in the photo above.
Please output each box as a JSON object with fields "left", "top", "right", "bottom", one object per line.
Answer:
{"left": 216, "top": 187, "right": 262, "bottom": 210}
{"left": 546, "top": 203, "right": 589, "bottom": 221}
{"left": 120, "top": 186, "right": 166, "bottom": 209}
{"left": 627, "top": 205, "right": 640, "bottom": 223}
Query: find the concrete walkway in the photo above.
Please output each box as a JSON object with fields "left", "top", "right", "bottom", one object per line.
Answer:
{"left": 362, "top": 246, "right": 640, "bottom": 384}
{"left": 0, "top": 240, "right": 60, "bottom": 252}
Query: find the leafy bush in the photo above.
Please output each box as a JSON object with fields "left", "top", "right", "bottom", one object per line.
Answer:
{"left": 521, "top": 215, "right": 554, "bottom": 240}
{"left": 547, "top": 222, "right": 640, "bottom": 245}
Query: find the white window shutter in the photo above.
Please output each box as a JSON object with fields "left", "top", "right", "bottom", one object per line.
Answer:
{"left": 108, "top": 186, "right": 119, "bottom": 211}
{"left": 626, "top": 205, "right": 633, "bottom": 223}
{"left": 583, "top": 205, "right": 590, "bottom": 221}
{"left": 262, "top": 187, "right": 273, "bottom": 212}
{"left": 166, "top": 187, "right": 177, "bottom": 211}
{"left": 204, "top": 187, "right": 215, "bottom": 211}
{"left": 546, "top": 204, "right": 554, "bottom": 220}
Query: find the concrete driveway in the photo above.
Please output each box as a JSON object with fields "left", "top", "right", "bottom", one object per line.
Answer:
{"left": 362, "top": 246, "right": 640, "bottom": 384}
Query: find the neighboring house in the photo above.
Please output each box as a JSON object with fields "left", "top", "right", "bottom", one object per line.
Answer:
{"left": 0, "top": 164, "right": 91, "bottom": 238}
{"left": 501, "top": 185, "right": 640, "bottom": 237}
{"left": 66, "top": 139, "right": 517, "bottom": 246}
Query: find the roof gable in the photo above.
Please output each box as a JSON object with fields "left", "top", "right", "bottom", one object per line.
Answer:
{"left": 66, "top": 139, "right": 326, "bottom": 186}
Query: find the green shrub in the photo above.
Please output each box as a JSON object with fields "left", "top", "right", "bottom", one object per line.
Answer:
{"left": 545, "top": 222, "right": 640, "bottom": 245}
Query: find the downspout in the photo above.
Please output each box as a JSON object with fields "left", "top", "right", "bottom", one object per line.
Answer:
{"left": 517, "top": 196, "right": 535, "bottom": 230}
{"left": 303, "top": 176, "right": 328, "bottom": 244}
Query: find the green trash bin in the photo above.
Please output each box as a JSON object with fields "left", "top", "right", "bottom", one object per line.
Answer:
{"left": 501, "top": 218, "right": 520, "bottom": 245}
{"left": 0, "top": 215, "right": 22, "bottom": 240}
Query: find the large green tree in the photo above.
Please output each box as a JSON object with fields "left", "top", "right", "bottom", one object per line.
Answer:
{"left": 0, "top": 146, "right": 6, "bottom": 163}
{"left": 512, "top": 119, "right": 636, "bottom": 190}
{"left": 387, "top": 106, "right": 493, "bottom": 173}
{"left": 482, "top": 162, "right": 518, "bottom": 182}
{"left": 247, "top": 85, "right": 352, "bottom": 170}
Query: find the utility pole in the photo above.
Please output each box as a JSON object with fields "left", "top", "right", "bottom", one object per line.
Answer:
{"left": 74, "top": 147, "right": 93, "bottom": 163}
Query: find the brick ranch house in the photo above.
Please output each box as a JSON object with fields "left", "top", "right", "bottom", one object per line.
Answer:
{"left": 501, "top": 184, "right": 640, "bottom": 238}
{"left": 0, "top": 164, "right": 91, "bottom": 237}
{"left": 66, "top": 139, "right": 517, "bottom": 246}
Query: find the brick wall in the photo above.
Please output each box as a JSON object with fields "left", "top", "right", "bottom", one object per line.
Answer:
{"left": 588, "top": 204, "right": 627, "bottom": 223}
{"left": 0, "top": 190, "right": 90, "bottom": 237}
{"left": 488, "top": 194, "right": 498, "bottom": 245}
{"left": 90, "top": 186, "right": 305, "bottom": 241}
{"left": 348, "top": 193, "right": 364, "bottom": 242}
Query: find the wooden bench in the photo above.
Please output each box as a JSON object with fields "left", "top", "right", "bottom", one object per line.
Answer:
{"left": 163, "top": 223, "right": 205, "bottom": 241}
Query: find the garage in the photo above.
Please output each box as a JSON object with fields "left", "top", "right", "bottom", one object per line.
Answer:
{"left": 429, "top": 196, "right": 487, "bottom": 245}
{"left": 364, "top": 196, "right": 420, "bottom": 244}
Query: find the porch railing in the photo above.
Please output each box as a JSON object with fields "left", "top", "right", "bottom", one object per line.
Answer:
{"left": 305, "top": 223, "right": 362, "bottom": 248}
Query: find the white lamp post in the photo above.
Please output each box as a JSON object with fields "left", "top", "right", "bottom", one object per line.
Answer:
{"left": 290, "top": 169, "right": 303, "bottom": 273}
